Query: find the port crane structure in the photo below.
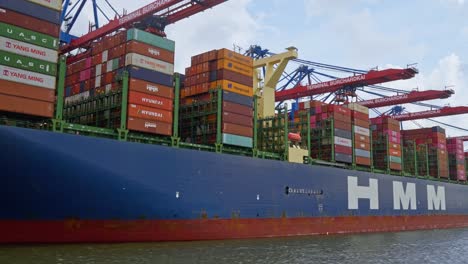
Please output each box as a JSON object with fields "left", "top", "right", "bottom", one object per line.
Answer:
{"left": 60, "top": 0, "right": 227, "bottom": 55}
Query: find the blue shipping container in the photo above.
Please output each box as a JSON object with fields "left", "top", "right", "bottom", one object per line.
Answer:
{"left": 223, "top": 91, "right": 253, "bottom": 107}
{"left": 126, "top": 66, "right": 173, "bottom": 88}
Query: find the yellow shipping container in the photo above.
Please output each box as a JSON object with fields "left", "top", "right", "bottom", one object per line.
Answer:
{"left": 217, "top": 48, "right": 253, "bottom": 66}
{"left": 217, "top": 59, "right": 253, "bottom": 77}
{"left": 213, "top": 80, "right": 253, "bottom": 97}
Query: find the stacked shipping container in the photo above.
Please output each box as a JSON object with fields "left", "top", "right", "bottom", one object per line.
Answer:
{"left": 180, "top": 49, "right": 254, "bottom": 148}
{"left": 296, "top": 101, "right": 353, "bottom": 164}
{"left": 446, "top": 138, "right": 466, "bottom": 181}
{"left": 64, "top": 28, "right": 175, "bottom": 136}
{"left": 0, "top": 0, "right": 61, "bottom": 118}
{"left": 347, "top": 103, "right": 371, "bottom": 167}
{"left": 370, "top": 116, "right": 402, "bottom": 171}
{"left": 401, "top": 127, "right": 449, "bottom": 178}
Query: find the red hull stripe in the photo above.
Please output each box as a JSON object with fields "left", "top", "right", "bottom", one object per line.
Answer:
{"left": 2, "top": 215, "right": 468, "bottom": 243}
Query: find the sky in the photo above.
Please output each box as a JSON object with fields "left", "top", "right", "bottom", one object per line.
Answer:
{"left": 70, "top": 0, "right": 468, "bottom": 137}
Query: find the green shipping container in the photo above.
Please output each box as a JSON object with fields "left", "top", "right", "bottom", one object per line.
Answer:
{"left": 222, "top": 133, "right": 253, "bottom": 148}
{"left": 0, "top": 50, "right": 57, "bottom": 76}
{"left": 389, "top": 155, "right": 402, "bottom": 164}
{"left": 126, "top": 29, "right": 175, "bottom": 52}
{"left": 106, "top": 58, "right": 120, "bottom": 72}
{"left": 0, "top": 22, "right": 59, "bottom": 50}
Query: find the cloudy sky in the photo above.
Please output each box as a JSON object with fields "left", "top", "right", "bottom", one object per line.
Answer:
{"left": 71, "top": 0, "right": 468, "bottom": 137}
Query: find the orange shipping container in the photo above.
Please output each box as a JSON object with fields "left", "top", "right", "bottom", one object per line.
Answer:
{"left": 217, "top": 59, "right": 253, "bottom": 77}
{"left": 217, "top": 49, "right": 253, "bottom": 66}
{"left": 127, "top": 117, "right": 172, "bottom": 136}
{"left": 389, "top": 148, "right": 402, "bottom": 157}
{"left": 223, "top": 122, "right": 253, "bottom": 138}
{"left": 356, "top": 156, "right": 371, "bottom": 166}
{"left": 128, "top": 91, "right": 173, "bottom": 111}
{"left": 128, "top": 104, "right": 173, "bottom": 124}
{"left": 0, "top": 93, "right": 53, "bottom": 118}
{"left": 0, "top": 79, "right": 54, "bottom": 102}
{"left": 215, "top": 80, "right": 253, "bottom": 97}
{"left": 129, "top": 79, "right": 174, "bottom": 99}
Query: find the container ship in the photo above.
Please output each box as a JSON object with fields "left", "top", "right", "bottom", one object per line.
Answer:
{"left": 2, "top": 0, "right": 468, "bottom": 244}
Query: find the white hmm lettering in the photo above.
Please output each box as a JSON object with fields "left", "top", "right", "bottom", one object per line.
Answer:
{"left": 427, "top": 185, "right": 446, "bottom": 210}
{"left": 347, "top": 176, "right": 379, "bottom": 210}
{"left": 393, "top": 181, "right": 417, "bottom": 210}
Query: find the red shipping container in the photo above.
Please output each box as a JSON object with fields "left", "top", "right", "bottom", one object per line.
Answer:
{"left": 355, "top": 134, "right": 371, "bottom": 143}
{"left": 335, "top": 145, "right": 352, "bottom": 155}
{"left": 390, "top": 162, "right": 402, "bottom": 171}
{"left": 0, "top": 8, "right": 60, "bottom": 37}
{"left": 353, "top": 118, "right": 369, "bottom": 128}
{"left": 223, "top": 111, "right": 253, "bottom": 127}
{"left": 128, "top": 104, "right": 173, "bottom": 124}
{"left": 79, "top": 69, "right": 91, "bottom": 82}
{"left": 128, "top": 78, "right": 174, "bottom": 99}
{"left": 389, "top": 149, "right": 402, "bottom": 157}
{"left": 352, "top": 111, "right": 369, "bottom": 121}
{"left": 66, "top": 72, "right": 80, "bottom": 87}
{"left": 334, "top": 120, "right": 352, "bottom": 131}
{"left": 128, "top": 91, "right": 173, "bottom": 111}
{"left": 127, "top": 117, "right": 172, "bottom": 136}
{"left": 222, "top": 101, "right": 253, "bottom": 117}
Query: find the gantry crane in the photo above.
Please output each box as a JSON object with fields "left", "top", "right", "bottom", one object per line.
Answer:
{"left": 391, "top": 106, "right": 468, "bottom": 121}
{"left": 358, "top": 89, "right": 454, "bottom": 108}
{"left": 275, "top": 67, "right": 418, "bottom": 102}
{"left": 61, "top": 0, "right": 227, "bottom": 55}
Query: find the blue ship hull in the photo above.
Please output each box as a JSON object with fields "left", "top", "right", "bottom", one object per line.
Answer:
{"left": 2, "top": 125, "right": 468, "bottom": 243}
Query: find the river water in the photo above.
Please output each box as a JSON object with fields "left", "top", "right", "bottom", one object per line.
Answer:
{"left": 1, "top": 228, "right": 467, "bottom": 264}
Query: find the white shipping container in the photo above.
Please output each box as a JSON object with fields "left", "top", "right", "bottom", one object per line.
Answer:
{"left": 65, "top": 91, "right": 90, "bottom": 104}
{"left": 106, "top": 60, "right": 113, "bottom": 73}
{"left": 334, "top": 136, "right": 352, "bottom": 148}
{"left": 0, "top": 65, "right": 55, "bottom": 89}
{"left": 95, "top": 64, "right": 102, "bottom": 77}
{"left": 354, "top": 125, "right": 370, "bottom": 136}
{"left": 95, "top": 76, "right": 101, "bottom": 89}
{"left": 27, "top": 0, "right": 62, "bottom": 11}
{"left": 0, "top": 36, "right": 58, "bottom": 63}
{"left": 347, "top": 103, "right": 369, "bottom": 114}
{"left": 125, "top": 53, "right": 174, "bottom": 76}
{"left": 101, "top": 50, "right": 108, "bottom": 63}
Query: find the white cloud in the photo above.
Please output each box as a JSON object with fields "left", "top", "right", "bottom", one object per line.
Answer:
{"left": 166, "top": 0, "right": 261, "bottom": 72}
{"left": 304, "top": 0, "right": 351, "bottom": 17}
{"left": 442, "top": 0, "right": 465, "bottom": 5}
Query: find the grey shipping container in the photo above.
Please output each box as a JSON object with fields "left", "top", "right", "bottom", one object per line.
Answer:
{"left": 223, "top": 91, "right": 253, "bottom": 107}
{"left": 334, "top": 128, "right": 352, "bottom": 139}
{"left": 0, "top": 0, "right": 61, "bottom": 25}
{"left": 335, "top": 153, "right": 353, "bottom": 163}
{"left": 125, "top": 66, "right": 173, "bottom": 88}
{"left": 355, "top": 149, "right": 371, "bottom": 158}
